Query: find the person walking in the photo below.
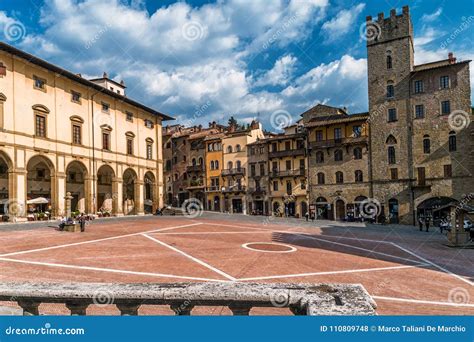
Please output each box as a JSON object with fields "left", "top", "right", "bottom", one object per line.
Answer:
{"left": 79, "top": 214, "right": 86, "bottom": 233}
{"left": 424, "top": 216, "right": 430, "bottom": 232}
{"left": 418, "top": 216, "right": 424, "bottom": 231}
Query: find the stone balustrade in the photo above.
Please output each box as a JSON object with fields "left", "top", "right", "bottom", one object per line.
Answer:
{"left": 0, "top": 282, "right": 377, "bottom": 316}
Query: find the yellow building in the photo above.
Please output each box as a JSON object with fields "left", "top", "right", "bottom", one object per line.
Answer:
{"left": 268, "top": 125, "right": 308, "bottom": 218}
{"left": 0, "top": 42, "right": 172, "bottom": 221}
{"left": 204, "top": 133, "right": 225, "bottom": 211}
{"left": 221, "top": 121, "right": 263, "bottom": 214}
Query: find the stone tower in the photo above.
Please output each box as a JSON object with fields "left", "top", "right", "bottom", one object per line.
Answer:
{"left": 366, "top": 6, "right": 415, "bottom": 224}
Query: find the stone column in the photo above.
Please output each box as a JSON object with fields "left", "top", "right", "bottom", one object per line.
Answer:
{"left": 64, "top": 192, "right": 73, "bottom": 219}
{"left": 135, "top": 180, "right": 144, "bottom": 215}
{"left": 84, "top": 176, "right": 93, "bottom": 214}
{"left": 9, "top": 170, "right": 26, "bottom": 220}
{"left": 55, "top": 174, "right": 66, "bottom": 218}
{"left": 112, "top": 177, "right": 123, "bottom": 216}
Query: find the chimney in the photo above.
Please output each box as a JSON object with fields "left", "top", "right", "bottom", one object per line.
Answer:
{"left": 103, "top": 72, "right": 108, "bottom": 78}
{"left": 402, "top": 5, "right": 409, "bottom": 15}
{"left": 448, "top": 52, "right": 456, "bottom": 64}
{"left": 390, "top": 9, "right": 396, "bottom": 18}
{"left": 366, "top": 15, "right": 372, "bottom": 22}
{"left": 377, "top": 12, "right": 384, "bottom": 21}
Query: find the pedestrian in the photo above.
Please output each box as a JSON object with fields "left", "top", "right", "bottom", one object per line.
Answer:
{"left": 79, "top": 214, "right": 86, "bottom": 233}
{"left": 58, "top": 216, "right": 66, "bottom": 231}
{"left": 305, "top": 211, "right": 309, "bottom": 222}
{"left": 425, "top": 216, "right": 430, "bottom": 232}
{"left": 418, "top": 216, "right": 424, "bottom": 231}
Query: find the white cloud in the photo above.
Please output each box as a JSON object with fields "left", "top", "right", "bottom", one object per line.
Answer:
{"left": 421, "top": 8, "right": 442, "bottom": 22}
{"left": 254, "top": 54, "right": 297, "bottom": 87}
{"left": 321, "top": 3, "right": 365, "bottom": 42}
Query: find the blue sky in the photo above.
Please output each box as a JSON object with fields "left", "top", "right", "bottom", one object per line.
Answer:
{"left": 0, "top": 0, "right": 473, "bottom": 130}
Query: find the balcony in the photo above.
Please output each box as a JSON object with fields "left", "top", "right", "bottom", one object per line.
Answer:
{"left": 186, "top": 180, "right": 205, "bottom": 190}
{"left": 249, "top": 187, "right": 266, "bottom": 195}
{"left": 222, "top": 185, "right": 246, "bottom": 193}
{"left": 186, "top": 164, "right": 204, "bottom": 172}
{"left": 310, "top": 136, "right": 368, "bottom": 149}
{"left": 205, "top": 186, "right": 220, "bottom": 192}
{"left": 222, "top": 168, "right": 246, "bottom": 176}
{"left": 0, "top": 282, "right": 376, "bottom": 315}
{"left": 268, "top": 148, "right": 305, "bottom": 159}
{"left": 270, "top": 169, "right": 306, "bottom": 178}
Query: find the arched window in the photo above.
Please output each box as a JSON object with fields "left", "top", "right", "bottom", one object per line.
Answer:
{"left": 423, "top": 134, "right": 430, "bottom": 154}
{"left": 227, "top": 145, "right": 233, "bottom": 153}
{"left": 388, "top": 146, "right": 396, "bottom": 164}
{"left": 448, "top": 131, "right": 456, "bottom": 152}
{"left": 236, "top": 160, "right": 241, "bottom": 169}
{"left": 227, "top": 161, "right": 233, "bottom": 170}
{"left": 208, "top": 144, "right": 213, "bottom": 152}
{"left": 210, "top": 161, "right": 215, "bottom": 170}
{"left": 236, "top": 144, "right": 241, "bottom": 152}
{"left": 334, "top": 149, "right": 343, "bottom": 161}
{"left": 353, "top": 147, "right": 362, "bottom": 160}
{"left": 386, "top": 135, "right": 397, "bottom": 144}
{"left": 355, "top": 170, "right": 363, "bottom": 182}
{"left": 386, "top": 81, "right": 394, "bottom": 98}
{"left": 317, "top": 172, "right": 325, "bottom": 185}
{"left": 387, "top": 55, "right": 392, "bottom": 69}
{"left": 198, "top": 157, "right": 203, "bottom": 165}
{"left": 315, "top": 151, "right": 324, "bottom": 163}
{"left": 335, "top": 171, "right": 344, "bottom": 184}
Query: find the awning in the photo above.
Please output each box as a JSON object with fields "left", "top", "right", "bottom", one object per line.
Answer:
{"left": 27, "top": 197, "right": 49, "bottom": 204}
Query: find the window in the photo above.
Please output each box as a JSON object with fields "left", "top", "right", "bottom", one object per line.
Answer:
{"left": 102, "top": 102, "right": 110, "bottom": 112}
{"left": 285, "top": 160, "right": 291, "bottom": 171}
{"left": 72, "top": 124, "right": 81, "bottom": 144}
{"left": 126, "top": 112, "right": 133, "bottom": 122}
{"left": 33, "top": 76, "right": 46, "bottom": 90}
{"left": 390, "top": 168, "right": 398, "bottom": 180}
{"left": 236, "top": 160, "right": 241, "bottom": 169}
{"left": 352, "top": 125, "right": 362, "bottom": 137}
{"left": 236, "top": 144, "right": 241, "bottom": 152}
{"left": 249, "top": 147, "right": 255, "bottom": 155}
{"left": 272, "top": 161, "right": 278, "bottom": 172}
{"left": 285, "top": 141, "right": 291, "bottom": 150}
{"left": 286, "top": 181, "right": 292, "bottom": 195}
{"left": 317, "top": 172, "right": 325, "bottom": 185}
{"left": 417, "top": 167, "right": 426, "bottom": 186}
{"left": 227, "top": 161, "right": 233, "bottom": 169}
{"left": 102, "top": 132, "right": 110, "bottom": 150}
{"left": 388, "top": 146, "right": 396, "bottom": 164}
{"left": 423, "top": 135, "right": 430, "bottom": 154}
{"left": 444, "top": 165, "right": 452, "bottom": 178}
{"left": 273, "top": 181, "right": 278, "bottom": 191}
{"left": 353, "top": 147, "right": 362, "bottom": 160}
{"left": 271, "top": 142, "right": 278, "bottom": 152}
{"left": 414, "top": 80, "right": 423, "bottom": 94}
{"left": 334, "top": 128, "right": 342, "bottom": 141}
{"left": 210, "top": 161, "right": 215, "bottom": 170}
{"left": 127, "top": 138, "right": 133, "bottom": 155}
{"left": 144, "top": 119, "right": 154, "bottom": 129}
{"left": 299, "top": 159, "right": 305, "bottom": 170}
{"left": 259, "top": 163, "right": 265, "bottom": 176}
{"left": 448, "top": 131, "right": 456, "bottom": 152}
{"left": 250, "top": 164, "right": 256, "bottom": 176}
{"left": 71, "top": 91, "right": 81, "bottom": 103}
{"left": 441, "top": 100, "right": 450, "bottom": 115}
{"left": 315, "top": 130, "right": 323, "bottom": 142}
{"left": 355, "top": 170, "right": 363, "bottom": 183}
{"left": 301, "top": 179, "right": 306, "bottom": 190}
{"left": 415, "top": 104, "right": 425, "bottom": 119}
{"left": 146, "top": 143, "right": 153, "bottom": 160}
{"left": 166, "top": 160, "right": 171, "bottom": 171}
{"left": 440, "top": 76, "right": 450, "bottom": 89}
{"left": 335, "top": 171, "right": 344, "bottom": 184}
{"left": 35, "top": 114, "right": 46, "bottom": 137}
{"left": 386, "top": 83, "right": 394, "bottom": 98}
{"left": 215, "top": 160, "right": 219, "bottom": 169}
{"left": 227, "top": 146, "right": 233, "bottom": 153}
{"left": 386, "top": 55, "right": 392, "bottom": 69}
{"left": 334, "top": 149, "right": 343, "bottom": 161}
{"left": 315, "top": 151, "right": 324, "bottom": 163}
{"left": 388, "top": 108, "right": 397, "bottom": 122}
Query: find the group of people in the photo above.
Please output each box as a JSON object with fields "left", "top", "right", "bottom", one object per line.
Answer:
{"left": 58, "top": 214, "right": 87, "bottom": 232}
{"left": 417, "top": 216, "right": 431, "bottom": 232}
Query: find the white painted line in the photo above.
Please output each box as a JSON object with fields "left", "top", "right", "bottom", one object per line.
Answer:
{"left": 141, "top": 233, "right": 237, "bottom": 281}
{"left": 372, "top": 295, "right": 474, "bottom": 308}
{"left": 242, "top": 242, "right": 297, "bottom": 253}
{"left": 0, "top": 222, "right": 203, "bottom": 258}
{"left": 390, "top": 242, "right": 474, "bottom": 287}
{"left": 153, "top": 230, "right": 270, "bottom": 236}
{"left": 238, "top": 263, "right": 430, "bottom": 281}
{"left": 0, "top": 257, "right": 224, "bottom": 282}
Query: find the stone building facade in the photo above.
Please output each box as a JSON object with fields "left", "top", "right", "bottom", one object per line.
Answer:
{"left": 246, "top": 138, "right": 270, "bottom": 216}
{"left": 366, "top": 6, "right": 473, "bottom": 225}
{"left": 204, "top": 132, "right": 225, "bottom": 211}
{"left": 0, "top": 42, "right": 172, "bottom": 220}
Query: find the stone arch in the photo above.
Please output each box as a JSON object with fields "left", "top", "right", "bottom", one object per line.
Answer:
{"left": 0, "top": 150, "right": 13, "bottom": 216}
{"left": 123, "top": 168, "right": 138, "bottom": 215}
{"left": 144, "top": 171, "right": 156, "bottom": 214}
{"left": 97, "top": 164, "right": 116, "bottom": 215}
{"left": 26, "top": 155, "right": 56, "bottom": 217}
{"left": 66, "top": 160, "right": 89, "bottom": 214}
{"left": 335, "top": 198, "right": 346, "bottom": 221}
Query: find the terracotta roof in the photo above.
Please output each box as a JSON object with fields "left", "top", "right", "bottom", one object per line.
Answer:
{"left": 300, "top": 104, "right": 347, "bottom": 118}
{"left": 265, "top": 132, "right": 306, "bottom": 141}
{"left": 0, "top": 42, "right": 174, "bottom": 121}
{"left": 304, "top": 112, "right": 369, "bottom": 127}
{"left": 412, "top": 60, "right": 471, "bottom": 72}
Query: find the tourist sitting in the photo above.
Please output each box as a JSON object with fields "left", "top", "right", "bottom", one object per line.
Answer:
{"left": 58, "top": 216, "right": 67, "bottom": 231}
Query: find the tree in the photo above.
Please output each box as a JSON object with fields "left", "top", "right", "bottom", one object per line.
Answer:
{"left": 228, "top": 116, "right": 238, "bottom": 128}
